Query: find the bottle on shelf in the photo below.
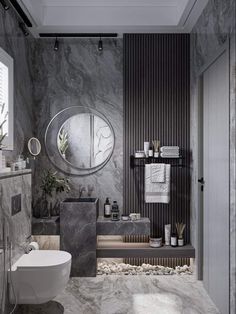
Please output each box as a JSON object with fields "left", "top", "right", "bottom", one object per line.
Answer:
{"left": 111, "top": 201, "right": 120, "bottom": 221}
{"left": 148, "top": 146, "right": 153, "bottom": 157}
{"left": 104, "top": 197, "right": 111, "bottom": 218}
{"left": 171, "top": 233, "right": 178, "bottom": 247}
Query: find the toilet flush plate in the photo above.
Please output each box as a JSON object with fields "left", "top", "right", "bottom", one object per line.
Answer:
{"left": 11, "top": 194, "right": 21, "bottom": 216}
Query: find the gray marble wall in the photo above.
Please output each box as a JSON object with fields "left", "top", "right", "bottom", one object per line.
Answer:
{"left": 0, "top": 6, "right": 35, "bottom": 160}
{"left": 0, "top": 172, "right": 32, "bottom": 313}
{"left": 30, "top": 38, "right": 123, "bottom": 215}
{"left": 190, "top": 0, "right": 236, "bottom": 313}
{"left": 0, "top": 5, "right": 35, "bottom": 313}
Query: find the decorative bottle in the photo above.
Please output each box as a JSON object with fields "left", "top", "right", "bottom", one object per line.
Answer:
{"left": 171, "top": 233, "right": 178, "bottom": 247}
{"left": 111, "top": 201, "right": 120, "bottom": 221}
{"left": 104, "top": 197, "right": 111, "bottom": 218}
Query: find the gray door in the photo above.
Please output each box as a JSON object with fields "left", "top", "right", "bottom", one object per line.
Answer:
{"left": 202, "top": 50, "right": 229, "bottom": 314}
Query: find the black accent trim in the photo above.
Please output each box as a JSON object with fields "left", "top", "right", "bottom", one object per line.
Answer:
{"left": 39, "top": 33, "right": 118, "bottom": 38}
{"left": 9, "top": 0, "right": 32, "bottom": 27}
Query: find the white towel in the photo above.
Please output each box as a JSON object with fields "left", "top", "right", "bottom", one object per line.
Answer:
{"left": 160, "top": 152, "right": 179, "bottom": 158}
{"left": 160, "top": 146, "right": 179, "bottom": 153}
{"left": 145, "top": 164, "right": 171, "bottom": 203}
{"left": 151, "top": 163, "right": 165, "bottom": 183}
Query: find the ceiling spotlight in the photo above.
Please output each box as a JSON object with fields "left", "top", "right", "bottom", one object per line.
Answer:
{"left": 54, "top": 37, "right": 59, "bottom": 51}
{"left": 19, "top": 22, "right": 29, "bottom": 36}
{"left": 98, "top": 36, "right": 103, "bottom": 52}
{"left": 0, "top": 0, "right": 9, "bottom": 10}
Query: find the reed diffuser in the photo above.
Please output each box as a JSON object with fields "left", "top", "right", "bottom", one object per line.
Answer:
{"left": 152, "top": 140, "right": 160, "bottom": 157}
{"left": 176, "top": 222, "right": 186, "bottom": 246}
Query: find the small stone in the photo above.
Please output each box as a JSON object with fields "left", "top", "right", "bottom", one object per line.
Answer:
{"left": 97, "top": 261, "right": 192, "bottom": 276}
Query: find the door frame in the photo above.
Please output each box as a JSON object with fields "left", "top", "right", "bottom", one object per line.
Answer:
{"left": 196, "top": 38, "right": 230, "bottom": 285}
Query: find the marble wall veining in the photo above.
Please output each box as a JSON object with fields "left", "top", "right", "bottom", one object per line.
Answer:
{"left": 60, "top": 199, "right": 98, "bottom": 277}
{"left": 0, "top": 172, "right": 32, "bottom": 313}
{"left": 30, "top": 38, "right": 123, "bottom": 215}
{"left": 190, "top": 0, "right": 236, "bottom": 313}
{"left": 0, "top": 4, "right": 35, "bottom": 313}
{"left": 0, "top": 6, "right": 35, "bottom": 160}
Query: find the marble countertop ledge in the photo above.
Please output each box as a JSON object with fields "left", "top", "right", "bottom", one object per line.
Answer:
{"left": 32, "top": 216, "right": 60, "bottom": 235}
{"left": 0, "top": 169, "right": 32, "bottom": 180}
{"left": 97, "top": 216, "right": 150, "bottom": 236}
{"left": 32, "top": 216, "right": 60, "bottom": 223}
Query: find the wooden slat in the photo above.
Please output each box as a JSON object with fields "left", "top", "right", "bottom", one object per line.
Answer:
{"left": 123, "top": 34, "right": 190, "bottom": 266}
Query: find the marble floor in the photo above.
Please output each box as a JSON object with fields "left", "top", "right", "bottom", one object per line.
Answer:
{"left": 18, "top": 276, "right": 219, "bottom": 314}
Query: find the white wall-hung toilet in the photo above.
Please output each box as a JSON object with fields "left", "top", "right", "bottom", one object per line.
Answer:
{"left": 8, "top": 250, "right": 71, "bottom": 304}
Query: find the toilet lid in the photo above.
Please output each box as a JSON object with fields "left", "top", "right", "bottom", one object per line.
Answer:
{"left": 11, "top": 250, "right": 71, "bottom": 270}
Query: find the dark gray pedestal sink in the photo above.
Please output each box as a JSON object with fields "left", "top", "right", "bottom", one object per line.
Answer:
{"left": 60, "top": 198, "right": 99, "bottom": 277}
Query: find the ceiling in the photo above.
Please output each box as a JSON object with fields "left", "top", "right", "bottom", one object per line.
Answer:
{"left": 17, "top": 0, "right": 209, "bottom": 37}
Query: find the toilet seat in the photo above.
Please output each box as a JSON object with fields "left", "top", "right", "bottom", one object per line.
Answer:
{"left": 11, "top": 250, "right": 71, "bottom": 270}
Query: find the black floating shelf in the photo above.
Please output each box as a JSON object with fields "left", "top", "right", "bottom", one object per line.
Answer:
{"left": 130, "top": 155, "right": 184, "bottom": 169}
{"left": 97, "top": 243, "right": 195, "bottom": 259}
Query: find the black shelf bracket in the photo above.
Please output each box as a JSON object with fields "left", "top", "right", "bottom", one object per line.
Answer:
{"left": 130, "top": 155, "right": 184, "bottom": 169}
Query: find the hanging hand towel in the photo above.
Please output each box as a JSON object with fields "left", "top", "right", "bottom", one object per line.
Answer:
{"left": 151, "top": 163, "right": 165, "bottom": 183}
{"left": 145, "top": 164, "right": 171, "bottom": 203}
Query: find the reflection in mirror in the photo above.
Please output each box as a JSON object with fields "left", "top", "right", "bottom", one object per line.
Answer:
{"left": 28, "top": 137, "right": 41, "bottom": 156}
{"left": 57, "top": 113, "right": 114, "bottom": 169}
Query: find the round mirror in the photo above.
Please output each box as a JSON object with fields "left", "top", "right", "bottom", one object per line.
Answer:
{"left": 45, "top": 106, "right": 115, "bottom": 175}
{"left": 28, "top": 137, "right": 41, "bottom": 156}
{"left": 57, "top": 113, "right": 114, "bottom": 170}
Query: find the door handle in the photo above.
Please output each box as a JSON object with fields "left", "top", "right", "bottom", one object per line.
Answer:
{"left": 198, "top": 177, "right": 205, "bottom": 191}
{"left": 198, "top": 177, "right": 205, "bottom": 184}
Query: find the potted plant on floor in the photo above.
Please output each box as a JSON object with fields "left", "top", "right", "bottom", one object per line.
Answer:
{"left": 39, "top": 169, "right": 70, "bottom": 218}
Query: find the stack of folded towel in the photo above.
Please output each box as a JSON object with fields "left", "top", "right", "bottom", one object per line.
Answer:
{"left": 145, "top": 163, "right": 171, "bottom": 203}
{"left": 160, "top": 146, "right": 179, "bottom": 158}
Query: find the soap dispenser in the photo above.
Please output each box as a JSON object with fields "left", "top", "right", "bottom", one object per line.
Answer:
{"left": 104, "top": 197, "right": 111, "bottom": 218}
{"left": 111, "top": 201, "right": 120, "bottom": 221}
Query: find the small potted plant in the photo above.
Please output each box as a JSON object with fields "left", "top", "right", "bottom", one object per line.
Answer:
{"left": 176, "top": 222, "right": 186, "bottom": 246}
{"left": 39, "top": 169, "right": 70, "bottom": 218}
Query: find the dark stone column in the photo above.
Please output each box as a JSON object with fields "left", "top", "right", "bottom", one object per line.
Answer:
{"left": 60, "top": 198, "right": 98, "bottom": 277}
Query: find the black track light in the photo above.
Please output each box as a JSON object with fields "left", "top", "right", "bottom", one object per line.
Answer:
{"left": 98, "top": 36, "right": 103, "bottom": 52}
{"left": 19, "top": 22, "right": 29, "bottom": 36}
{"left": 54, "top": 37, "right": 59, "bottom": 51}
{"left": 0, "top": 0, "right": 9, "bottom": 10}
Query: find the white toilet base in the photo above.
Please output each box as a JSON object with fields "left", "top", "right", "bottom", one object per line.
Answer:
{"left": 8, "top": 250, "right": 71, "bottom": 304}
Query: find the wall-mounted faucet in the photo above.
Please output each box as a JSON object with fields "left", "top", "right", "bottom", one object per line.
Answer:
{"left": 87, "top": 185, "right": 94, "bottom": 197}
{"left": 79, "top": 186, "right": 86, "bottom": 198}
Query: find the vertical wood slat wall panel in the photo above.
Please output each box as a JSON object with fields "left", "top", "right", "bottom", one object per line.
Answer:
{"left": 125, "top": 258, "right": 190, "bottom": 268}
{"left": 124, "top": 34, "right": 190, "bottom": 246}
